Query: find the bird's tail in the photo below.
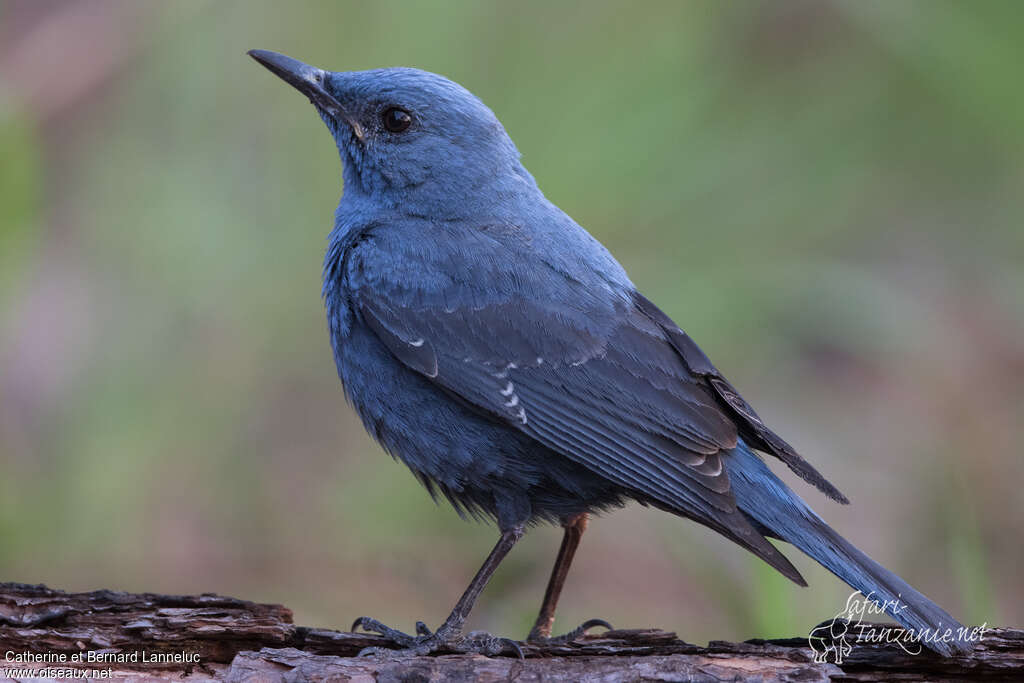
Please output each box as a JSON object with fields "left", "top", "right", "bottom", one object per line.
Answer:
{"left": 725, "top": 442, "right": 973, "bottom": 657}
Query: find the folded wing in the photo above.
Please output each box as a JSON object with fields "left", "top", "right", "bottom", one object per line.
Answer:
{"left": 358, "top": 288, "right": 805, "bottom": 583}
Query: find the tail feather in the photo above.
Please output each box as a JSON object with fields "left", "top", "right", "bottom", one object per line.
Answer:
{"left": 725, "top": 443, "right": 973, "bottom": 657}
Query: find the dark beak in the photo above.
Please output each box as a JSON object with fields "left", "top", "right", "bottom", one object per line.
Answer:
{"left": 248, "top": 49, "right": 346, "bottom": 119}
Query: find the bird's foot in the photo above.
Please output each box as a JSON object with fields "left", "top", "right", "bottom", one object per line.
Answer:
{"left": 352, "top": 616, "right": 523, "bottom": 658}
{"left": 526, "top": 618, "right": 613, "bottom": 644}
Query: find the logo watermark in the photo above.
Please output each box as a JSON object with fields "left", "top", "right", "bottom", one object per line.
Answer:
{"left": 807, "top": 591, "right": 987, "bottom": 664}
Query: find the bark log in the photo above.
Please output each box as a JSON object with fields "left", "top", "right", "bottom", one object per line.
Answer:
{"left": 0, "top": 582, "right": 1019, "bottom": 681}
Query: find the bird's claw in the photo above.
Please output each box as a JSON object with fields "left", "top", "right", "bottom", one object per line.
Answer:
{"left": 351, "top": 616, "right": 418, "bottom": 647}
{"left": 352, "top": 617, "right": 523, "bottom": 658}
{"left": 459, "top": 631, "right": 524, "bottom": 658}
{"left": 527, "top": 618, "right": 613, "bottom": 644}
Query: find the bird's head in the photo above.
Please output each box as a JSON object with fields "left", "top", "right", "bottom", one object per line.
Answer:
{"left": 249, "top": 50, "right": 535, "bottom": 215}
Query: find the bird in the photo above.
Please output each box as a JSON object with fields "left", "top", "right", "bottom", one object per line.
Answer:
{"left": 248, "top": 49, "right": 973, "bottom": 659}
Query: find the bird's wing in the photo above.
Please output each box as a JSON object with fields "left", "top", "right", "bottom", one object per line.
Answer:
{"left": 360, "top": 291, "right": 737, "bottom": 511}
{"left": 632, "top": 292, "right": 848, "bottom": 504}
{"left": 342, "top": 225, "right": 820, "bottom": 582}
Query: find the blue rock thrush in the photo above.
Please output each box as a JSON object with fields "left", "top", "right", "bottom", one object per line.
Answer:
{"left": 249, "top": 50, "right": 972, "bottom": 659}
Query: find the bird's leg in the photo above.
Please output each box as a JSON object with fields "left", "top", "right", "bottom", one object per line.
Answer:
{"left": 354, "top": 525, "right": 525, "bottom": 657}
{"left": 527, "top": 513, "right": 613, "bottom": 643}
{"left": 431, "top": 524, "right": 522, "bottom": 643}
{"left": 528, "top": 513, "right": 588, "bottom": 640}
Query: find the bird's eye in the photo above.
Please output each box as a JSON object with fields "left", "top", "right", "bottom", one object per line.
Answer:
{"left": 382, "top": 107, "right": 413, "bottom": 133}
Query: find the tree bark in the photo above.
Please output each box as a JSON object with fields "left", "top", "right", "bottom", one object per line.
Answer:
{"left": 0, "top": 582, "right": 1019, "bottom": 681}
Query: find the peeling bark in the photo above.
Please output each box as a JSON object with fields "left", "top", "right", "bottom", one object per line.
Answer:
{"left": 1, "top": 583, "right": 1019, "bottom": 681}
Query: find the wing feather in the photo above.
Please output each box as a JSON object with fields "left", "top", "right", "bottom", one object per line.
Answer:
{"left": 341, "top": 226, "right": 832, "bottom": 584}
{"left": 358, "top": 296, "right": 754, "bottom": 533}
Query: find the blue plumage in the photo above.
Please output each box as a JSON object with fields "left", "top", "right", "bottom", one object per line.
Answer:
{"left": 250, "top": 50, "right": 971, "bottom": 657}
{"left": 726, "top": 442, "right": 968, "bottom": 657}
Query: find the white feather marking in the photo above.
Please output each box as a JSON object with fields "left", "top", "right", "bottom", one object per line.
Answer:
{"left": 500, "top": 381, "right": 515, "bottom": 396}
{"left": 701, "top": 455, "right": 724, "bottom": 477}
{"left": 409, "top": 338, "right": 425, "bottom": 347}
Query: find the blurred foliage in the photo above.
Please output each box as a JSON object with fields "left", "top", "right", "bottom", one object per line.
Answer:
{"left": 1, "top": 0, "right": 1022, "bottom": 644}
{"left": 0, "top": 102, "right": 38, "bottom": 309}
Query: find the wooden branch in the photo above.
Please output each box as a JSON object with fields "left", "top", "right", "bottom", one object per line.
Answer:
{"left": 1, "top": 582, "right": 1020, "bottom": 681}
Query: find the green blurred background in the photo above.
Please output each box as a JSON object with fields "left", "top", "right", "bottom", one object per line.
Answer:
{"left": 1, "top": 0, "right": 1021, "bottom": 644}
